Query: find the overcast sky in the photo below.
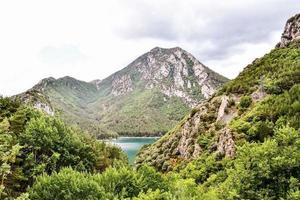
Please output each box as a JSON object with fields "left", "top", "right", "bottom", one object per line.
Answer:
{"left": 0, "top": 0, "right": 299, "bottom": 96}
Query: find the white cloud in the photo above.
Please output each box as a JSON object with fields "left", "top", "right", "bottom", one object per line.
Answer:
{"left": 0, "top": 0, "right": 299, "bottom": 96}
{"left": 38, "top": 45, "right": 86, "bottom": 65}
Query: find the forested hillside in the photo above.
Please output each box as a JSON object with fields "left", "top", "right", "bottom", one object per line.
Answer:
{"left": 0, "top": 97, "right": 126, "bottom": 199}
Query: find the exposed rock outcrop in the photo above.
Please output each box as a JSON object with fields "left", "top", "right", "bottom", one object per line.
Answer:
{"left": 136, "top": 97, "right": 230, "bottom": 171}
{"left": 216, "top": 96, "right": 229, "bottom": 122}
{"left": 217, "top": 128, "right": 235, "bottom": 158}
{"left": 16, "top": 90, "right": 55, "bottom": 116}
{"left": 109, "top": 47, "right": 228, "bottom": 107}
{"left": 277, "top": 14, "right": 300, "bottom": 47}
{"left": 174, "top": 111, "right": 203, "bottom": 159}
{"left": 111, "top": 74, "right": 133, "bottom": 96}
{"left": 33, "top": 101, "right": 54, "bottom": 116}
{"left": 251, "top": 88, "right": 267, "bottom": 101}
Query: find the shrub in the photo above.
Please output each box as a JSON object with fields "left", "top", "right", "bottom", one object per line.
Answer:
{"left": 134, "top": 189, "right": 172, "bottom": 200}
{"left": 239, "top": 95, "right": 252, "bottom": 108}
{"left": 94, "top": 166, "right": 140, "bottom": 199}
{"left": 197, "top": 133, "right": 213, "bottom": 149}
{"left": 29, "top": 168, "right": 107, "bottom": 200}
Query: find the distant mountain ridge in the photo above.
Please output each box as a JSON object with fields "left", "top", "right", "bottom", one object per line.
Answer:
{"left": 19, "top": 47, "right": 228, "bottom": 138}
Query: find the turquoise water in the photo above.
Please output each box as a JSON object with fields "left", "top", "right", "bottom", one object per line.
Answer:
{"left": 109, "top": 137, "right": 159, "bottom": 164}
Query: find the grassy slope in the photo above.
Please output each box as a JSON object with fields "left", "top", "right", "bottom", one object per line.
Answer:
{"left": 42, "top": 77, "right": 192, "bottom": 137}
{"left": 91, "top": 88, "right": 190, "bottom": 136}
{"left": 42, "top": 77, "right": 102, "bottom": 135}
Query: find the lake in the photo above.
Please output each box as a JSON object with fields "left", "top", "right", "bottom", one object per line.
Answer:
{"left": 108, "top": 137, "right": 159, "bottom": 164}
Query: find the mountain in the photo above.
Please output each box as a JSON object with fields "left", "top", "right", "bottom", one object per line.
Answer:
{"left": 136, "top": 14, "right": 300, "bottom": 173}
{"left": 19, "top": 47, "right": 228, "bottom": 138}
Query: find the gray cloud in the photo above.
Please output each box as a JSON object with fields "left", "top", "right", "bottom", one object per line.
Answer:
{"left": 116, "top": 0, "right": 300, "bottom": 60}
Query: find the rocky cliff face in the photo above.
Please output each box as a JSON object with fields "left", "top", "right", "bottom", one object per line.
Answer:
{"left": 17, "top": 89, "right": 55, "bottom": 116}
{"left": 277, "top": 13, "right": 300, "bottom": 47}
{"left": 111, "top": 74, "right": 134, "bottom": 96}
{"left": 136, "top": 95, "right": 238, "bottom": 171}
{"left": 107, "top": 47, "right": 227, "bottom": 107}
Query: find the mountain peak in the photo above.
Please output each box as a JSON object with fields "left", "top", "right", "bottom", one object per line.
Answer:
{"left": 149, "top": 46, "right": 184, "bottom": 53}
{"left": 58, "top": 76, "right": 77, "bottom": 81}
{"left": 277, "top": 13, "right": 300, "bottom": 47}
{"left": 39, "top": 77, "right": 56, "bottom": 83}
{"left": 108, "top": 46, "right": 228, "bottom": 106}
{"left": 150, "top": 46, "right": 163, "bottom": 51}
{"left": 34, "top": 77, "right": 56, "bottom": 90}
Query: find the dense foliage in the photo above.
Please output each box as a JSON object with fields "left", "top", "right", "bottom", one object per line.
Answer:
{"left": 220, "top": 43, "right": 300, "bottom": 95}
{"left": 0, "top": 97, "right": 126, "bottom": 199}
{"left": 29, "top": 125, "right": 300, "bottom": 200}
{"left": 28, "top": 164, "right": 203, "bottom": 200}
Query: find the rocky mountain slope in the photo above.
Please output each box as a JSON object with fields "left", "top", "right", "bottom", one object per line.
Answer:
{"left": 19, "top": 47, "right": 228, "bottom": 138}
{"left": 136, "top": 14, "right": 300, "bottom": 171}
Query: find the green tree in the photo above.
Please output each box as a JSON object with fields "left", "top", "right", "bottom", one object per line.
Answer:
{"left": 218, "top": 126, "right": 300, "bottom": 199}
{"left": 0, "top": 118, "right": 22, "bottom": 199}
{"left": 29, "top": 168, "right": 107, "bottom": 200}
{"left": 93, "top": 166, "right": 140, "bottom": 199}
{"left": 134, "top": 189, "right": 172, "bottom": 200}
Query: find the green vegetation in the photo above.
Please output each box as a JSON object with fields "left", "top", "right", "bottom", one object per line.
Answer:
{"left": 231, "top": 84, "right": 300, "bottom": 142}
{"left": 26, "top": 124, "right": 300, "bottom": 200}
{"left": 28, "top": 164, "right": 206, "bottom": 200}
{"left": 220, "top": 43, "right": 300, "bottom": 95}
{"left": 96, "top": 89, "right": 190, "bottom": 137}
{"left": 239, "top": 95, "right": 252, "bottom": 108}
{"left": 0, "top": 97, "right": 126, "bottom": 199}
{"left": 175, "top": 126, "right": 300, "bottom": 199}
